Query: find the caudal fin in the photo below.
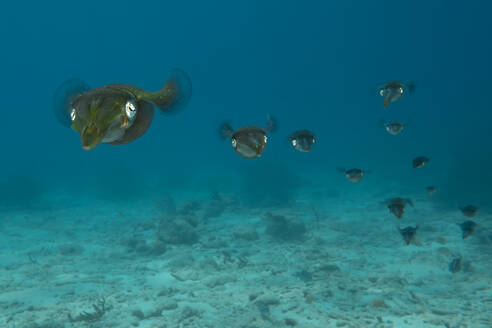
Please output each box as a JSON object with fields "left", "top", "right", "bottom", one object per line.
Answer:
{"left": 147, "top": 68, "right": 192, "bottom": 113}
{"left": 265, "top": 114, "right": 277, "bottom": 133}
{"left": 406, "top": 81, "right": 417, "bottom": 94}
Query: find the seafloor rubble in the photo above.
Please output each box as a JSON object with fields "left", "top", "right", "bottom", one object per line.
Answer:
{"left": 0, "top": 191, "right": 491, "bottom": 328}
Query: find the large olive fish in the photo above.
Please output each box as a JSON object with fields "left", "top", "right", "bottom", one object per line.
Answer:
{"left": 54, "top": 68, "right": 192, "bottom": 150}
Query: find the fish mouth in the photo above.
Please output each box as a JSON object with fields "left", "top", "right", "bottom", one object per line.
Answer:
{"left": 80, "top": 125, "right": 103, "bottom": 151}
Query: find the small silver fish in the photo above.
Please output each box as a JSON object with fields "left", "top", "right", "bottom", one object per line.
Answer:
{"left": 380, "top": 120, "right": 405, "bottom": 135}
{"left": 460, "top": 205, "right": 478, "bottom": 218}
{"left": 383, "top": 198, "right": 413, "bottom": 219}
{"left": 378, "top": 81, "right": 415, "bottom": 107}
{"left": 458, "top": 220, "right": 477, "bottom": 239}
{"left": 426, "top": 186, "right": 438, "bottom": 195}
{"left": 220, "top": 116, "right": 276, "bottom": 159}
{"left": 398, "top": 225, "right": 420, "bottom": 245}
{"left": 413, "top": 156, "right": 429, "bottom": 168}
{"left": 289, "top": 130, "right": 316, "bottom": 152}
{"left": 338, "top": 168, "right": 369, "bottom": 183}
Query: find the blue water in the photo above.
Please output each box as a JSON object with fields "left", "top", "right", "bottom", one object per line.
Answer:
{"left": 1, "top": 1, "right": 491, "bottom": 327}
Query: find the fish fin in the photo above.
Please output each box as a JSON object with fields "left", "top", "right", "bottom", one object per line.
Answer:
{"left": 406, "top": 198, "right": 414, "bottom": 207}
{"left": 265, "top": 114, "right": 277, "bottom": 133}
{"left": 375, "top": 84, "right": 385, "bottom": 96}
{"left": 379, "top": 118, "right": 386, "bottom": 127}
{"left": 383, "top": 97, "right": 390, "bottom": 107}
{"left": 336, "top": 167, "right": 346, "bottom": 174}
{"left": 363, "top": 169, "right": 372, "bottom": 174}
{"left": 53, "top": 78, "right": 90, "bottom": 127}
{"left": 219, "top": 122, "right": 233, "bottom": 140}
{"left": 406, "top": 81, "right": 417, "bottom": 94}
{"left": 108, "top": 100, "right": 154, "bottom": 145}
{"left": 141, "top": 68, "right": 192, "bottom": 113}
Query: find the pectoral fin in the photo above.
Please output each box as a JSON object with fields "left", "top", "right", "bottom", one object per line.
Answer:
{"left": 108, "top": 100, "right": 154, "bottom": 145}
{"left": 53, "top": 78, "right": 90, "bottom": 127}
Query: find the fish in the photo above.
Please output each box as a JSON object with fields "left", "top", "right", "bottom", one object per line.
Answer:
{"left": 449, "top": 258, "right": 462, "bottom": 273}
{"left": 398, "top": 225, "right": 419, "bottom": 245}
{"left": 413, "top": 156, "right": 429, "bottom": 168}
{"left": 337, "top": 168, "right": 370, "bottom": 183}
{"left": 383, "top": 197, "right": 414, "bottom": 219}
{"left": 458, "top": 220, "right": 477, "bottom": 239}
{"left": 54, "top": 68, "right": 192, "bottom": 150}
{"left": 378, "top": 81, "right": 416, "bottom": 107}
{"left": 460, "top": 205, "right": 478, "bottom": 218}
{"left": 289, "top": 130, "right": 316, "bottom": 152}
{"left": 426, "top": 186, "right": 438, "bottom": 195}
{"left": 380, "top": 120, "right": 405, "bottom": 135}
{"left": 220, "top": 116, "right": 277, "bottom": 159}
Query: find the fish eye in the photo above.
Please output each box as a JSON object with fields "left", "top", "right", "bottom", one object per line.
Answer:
{"left": 264, "top": 135, "right": 268, "bottom": 143}
{"left": 312, "top": 138, "right": 315, "bottom": 144}
{"left": 399, "top": 87, "right": 403, "bottom": 94}
{"left": 291, "top": 139, "right": 297, "bottom": 147}
{"left": 231, "top": 138, "right": 237, "bottom": 148}
{"left": 125, "top": 99, "right": 137, "bottom": 121}
{"left": 70, "top": 108, "right": 76, "bottom": 121}
{"left": 379, "top": 89, "right": 384, "bottom": 97}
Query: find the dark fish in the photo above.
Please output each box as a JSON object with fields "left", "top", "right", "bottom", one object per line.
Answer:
{"left": 380, "top": 120, "right": 404, "bottom": 135}
{"left": 54, "top": 69, "right": 192, "bottom": 150}
{"left": 383, "top": 198, "right": 413, "bottom": 219}
{"left": 460, "top": 205, "right": 478, "bottom": 218}
{"left": 426, "top": 186, "right": 438, "bottom": 195}
{"left": 378, "top": 81, "right": 416, "bottom": 107}
{"left": 458, "top": 220, "right": 477, "bottom": 239}
{"left": 413, "top": 156, "right": 429, "bottom": 168}
{"left": 337, "top": 168, "right": 369, "bottom": 183}
{"left": 449, "top": 258, "right": 462, "bottom": 273}
{"left": 398, "top": 225, "right": 419, "bottom": 245}
{"left": 220, "top": 116, "right": 276, "bottom": 159}
{"left": 289, "top": 130, "right": 316, "bottom": 152}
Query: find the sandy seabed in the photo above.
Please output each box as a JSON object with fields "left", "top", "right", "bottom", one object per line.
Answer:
{"left": 0, "top": 189, "right": 491, "bottom": 328}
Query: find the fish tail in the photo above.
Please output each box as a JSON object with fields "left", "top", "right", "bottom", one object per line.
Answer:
{"left": 265, "top": 114, "right": 277, "bottom": 133}
{"left": 146, "top": 68, "right": 192, "bottom": 113}
{"left": 219, "top": 122, "right": 233, "bottom": 140}
{"left": 407, "top": 82, "right": 417, "bottom": 94}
